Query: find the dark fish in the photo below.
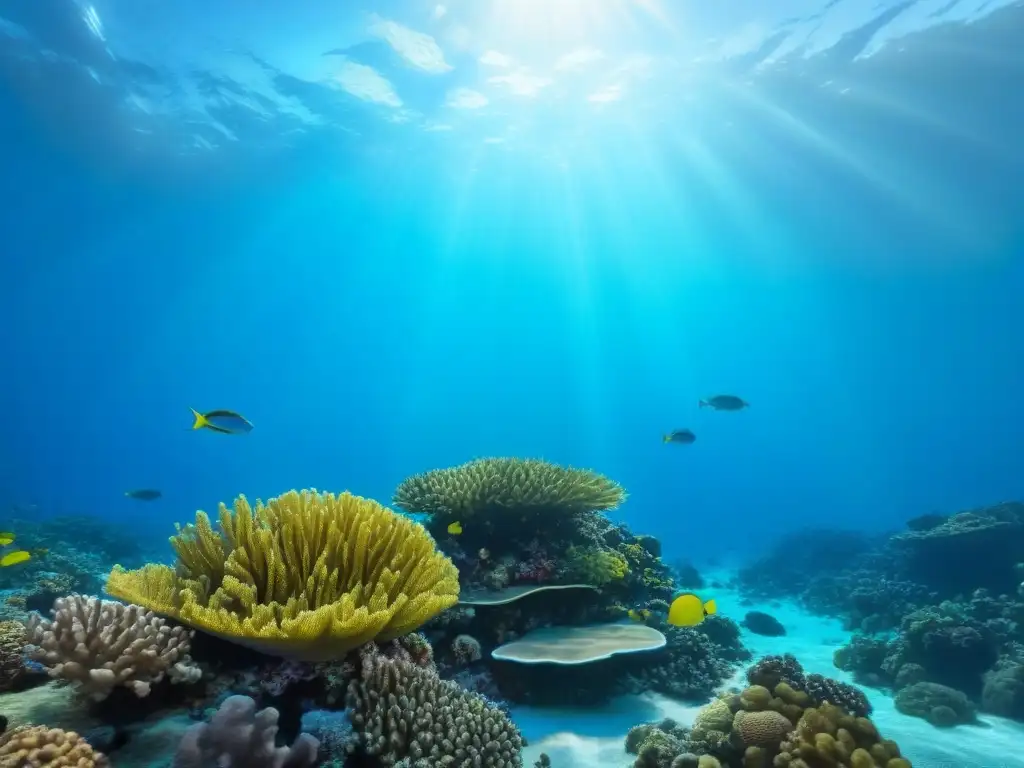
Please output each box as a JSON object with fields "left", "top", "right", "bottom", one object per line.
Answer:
{"left": 699, "top": 395, "right": 748, "bottom": 411}
{"left": 191, "top": 408, "right": 254, "bottom": 434}
{"left": 125, "top": 489, "right": 162, "bottom": 501}
{"left": 663, "top": 429, "right": 696, "bottom": 444}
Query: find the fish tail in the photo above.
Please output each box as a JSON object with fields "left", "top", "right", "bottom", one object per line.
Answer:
{"left": 190, "top": 408, "right": 208, "bottom": 430}
{"left": 704, "top": 599, "right": 718, "bottom": 616}
{"left": 699, "top": 400, "right": 708, "bottom": 408}
{"left": 662, "top": 435, "right": 671, "bottom": 443}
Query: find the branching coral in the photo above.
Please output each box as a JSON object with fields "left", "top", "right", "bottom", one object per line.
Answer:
{"left": 564, "top": 546, "right": 629, "bottom": 586}
{"left": 0, "top": 725, "right": 109, "bottom": 766}
{"left": 346, "top": 644, "right": 524, "bottom": 767}
{"left": 393, "top": 457, "right": 624, "bottom": 520}
{"left": 25, "top": 594, "right": 199, "bottom": 700}
{"left": 105, "top": 489, "right": 460, "bottom": 661}
{"left": 174, "top": 694, "right": 319, "bottom": 768}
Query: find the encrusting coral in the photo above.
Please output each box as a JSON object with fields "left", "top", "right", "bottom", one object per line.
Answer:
{"left": 346, "top": 644, "right": 524, "bottom": 767}
{"left": 25, "top": 594, "right": 200, "bottom": 700}
{"left": 174, "top": 694, "right": 318, "bottom": 768}
{"left": 0, "top": 619, "right": 28, "bottom": 692}
{"left": 0, "top": 724, "right": 109, "bottom": 766}
{"left": 105, "top": 489, "right": 460, "bottom": 661}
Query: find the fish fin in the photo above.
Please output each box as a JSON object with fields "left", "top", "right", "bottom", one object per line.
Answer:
{"left": 190, "top": 408, "right": 208, "bottom": 430}
{"left": 704, "top": 599, "right": 718, "bottom": 615}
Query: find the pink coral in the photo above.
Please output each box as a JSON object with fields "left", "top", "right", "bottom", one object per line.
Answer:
{"left": 515, "top": 539, "right": 556, "bottom": 583}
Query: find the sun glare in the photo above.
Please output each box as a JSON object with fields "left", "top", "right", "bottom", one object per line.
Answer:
{"left": 481, "top": 0, "right": 669, "bottom": 50}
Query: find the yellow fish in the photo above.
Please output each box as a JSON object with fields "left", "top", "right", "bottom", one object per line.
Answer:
{"left": 0, "top": 550, "right": 31, "bottom": 567}
{"left": 667, "top": 593, "right": 717, "bottom": 627}
{"left": 0, "top": 532, "right": 14, "bottom": 546}
{"left": 447, "top": 521, "right": 463, "bottom": 535}
{"left": 628, "top": 609, "right": 651, "bottom": 623}
{"left": 190, "top": 408, "right": 254, "bottom": 434}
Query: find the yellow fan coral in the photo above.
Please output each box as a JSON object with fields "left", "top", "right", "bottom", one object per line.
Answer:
{"left": 105, "top": 490, "right": 460, "bottom": 661}
{"left": 393, "top": 457, "right": 625, "bottom": 519}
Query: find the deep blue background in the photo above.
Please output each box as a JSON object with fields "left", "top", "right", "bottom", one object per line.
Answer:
{"left": 1, "top": 0, "right": 1022, "bottom": 567}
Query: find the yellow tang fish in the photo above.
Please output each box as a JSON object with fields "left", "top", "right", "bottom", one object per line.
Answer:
{"left": 0, "top": 532, "right": 14, "bottom": 546}
{"left": 447, "top": 521, "right": 463, "bottom": 535}
{"left": 667, "top": 593, "right": 717, "bottom": 627}
{"left": 628, "top": 609, "right": 651, "bottom": 623}
{"left": 0, "top": 550, "right": 31, "bottom": 567}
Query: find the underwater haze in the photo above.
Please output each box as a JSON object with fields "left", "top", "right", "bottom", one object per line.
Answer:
{"left": 4, "top": 2, "right": 1024, "bottom": 768}
{"left": 2, "top": 1, "right": 1023, "bottom": 560}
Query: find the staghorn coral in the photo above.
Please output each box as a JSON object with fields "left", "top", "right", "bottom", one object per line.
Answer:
{"left": 174, "top": 694, "right": 318, "bottom": 767}
{"left": 393, "top": 457, "right": 624, "bottom": 520}
{"left": 0, "top": 724, "right": 109, "bottom": 766}
{"left": 25, "top": 594, "right": 199, "bottom": 700}
{"left": 346, "top": 644, "right": 524, "bottom": 767}
{"left": 105, "top": 489, "right": 459, "bottom": 661}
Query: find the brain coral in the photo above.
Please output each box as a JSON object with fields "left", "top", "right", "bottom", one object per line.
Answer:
{"left": 106, "top": 489, "right": 460, "bottom": 661}
{"left": 732, "top": 710, "right": 793, "bottom": 747}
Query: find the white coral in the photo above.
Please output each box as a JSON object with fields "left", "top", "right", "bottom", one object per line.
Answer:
{"left": 25, "top": 594, "right": 201, "bottom": 701}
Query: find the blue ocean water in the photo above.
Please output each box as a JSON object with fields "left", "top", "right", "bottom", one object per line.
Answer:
{"left": 1, "top": 2, "right": 1024, "bottom": 767}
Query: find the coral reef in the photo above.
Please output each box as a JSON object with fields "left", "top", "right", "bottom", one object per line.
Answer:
{"left": 174, "top": 694, "right": 319, "bottom": 767}
{"left": 893, "top": 681, "right": 976, "bottom": 727}
{"left": 346, "top": 643, "right": 524, "bottom": 767}
{"left": 0, "top": 724, "right": 109, "bottom": 766}
{"left": 624, "top": 656, "right": 906, "bottom": 768}
{"left": 105, "top": 489, "right": 460, "bottom": 660}
{"left": 0, "top": 619, "right": 29, "bottom": 692}
{"left": 25, "top": 594, "right": 200, "bottom": 700}
{"left": 891, "top": 503, "right": 1024, "bottom": 594}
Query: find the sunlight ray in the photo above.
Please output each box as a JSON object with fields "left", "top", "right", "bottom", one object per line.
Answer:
{"left": 718, "top": 80, "right": 977, "bottom": 247}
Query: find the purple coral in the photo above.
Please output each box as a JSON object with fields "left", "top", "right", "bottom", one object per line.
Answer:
{"left": 174, "top": 695, "right": 318, "bottom": 768}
